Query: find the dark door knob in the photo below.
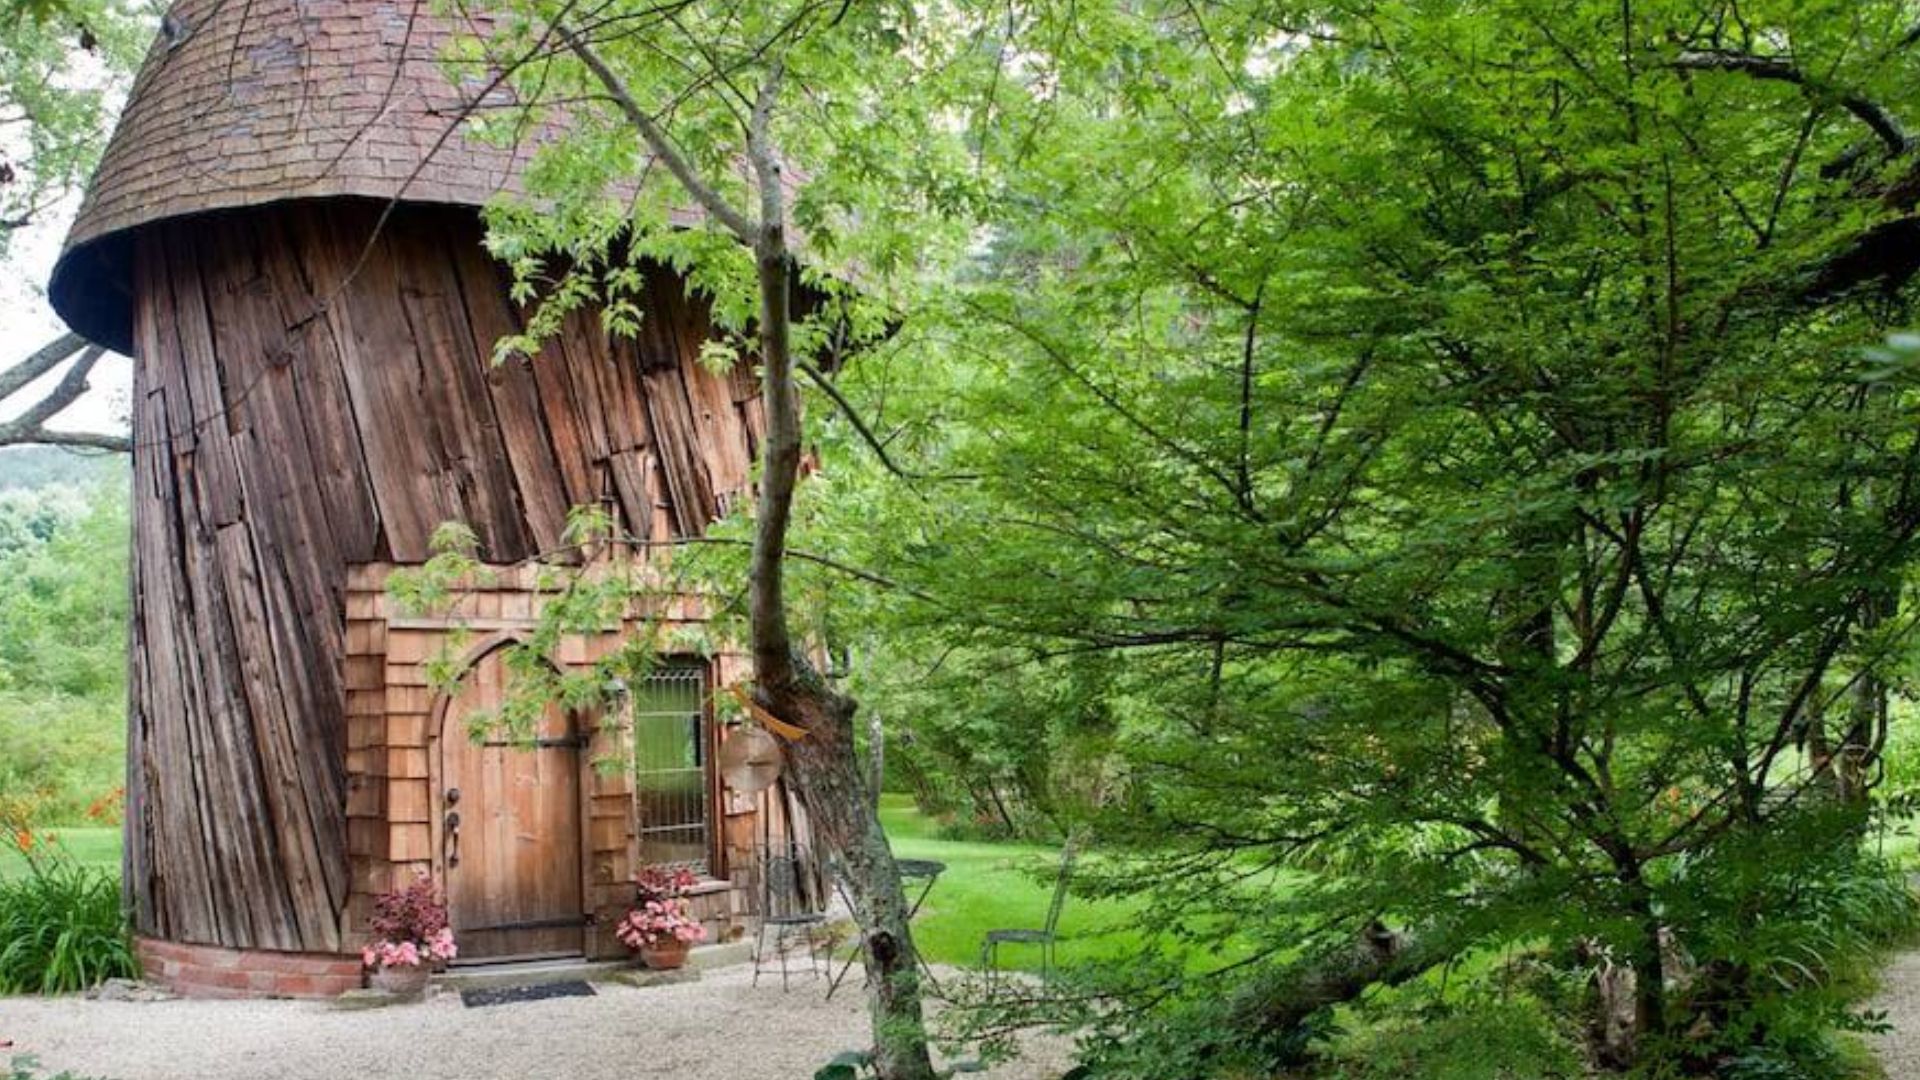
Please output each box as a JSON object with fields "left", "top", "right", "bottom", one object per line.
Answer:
{"left": 444, "top": 807, "right": 462, "bottom": 868}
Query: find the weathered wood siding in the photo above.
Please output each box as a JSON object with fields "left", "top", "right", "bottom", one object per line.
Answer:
{"left": 128, "top": 199, "right": 766, "bottom": 952}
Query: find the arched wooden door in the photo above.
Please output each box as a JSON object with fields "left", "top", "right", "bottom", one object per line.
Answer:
{"left": 438, "top": 647, "right": 586, "bottom": 963}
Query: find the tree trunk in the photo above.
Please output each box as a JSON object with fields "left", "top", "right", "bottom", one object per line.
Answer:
{"left": 771, "top": 671, "right": 936, "bottom": 1080}
{"left": 986, "top": 778, "right": 1017, "bottom": 836}
{"left": 1628, "top": 881, "right": 1668, "bottom": 1048}
{"left": 867, "top": 705, "right": 886, "bottom": 811}
{"left": 892, "top": 731, "right": 943, "bottom": 814}
{"left": 1837, "top": 585, "right": 1895, "bottom": 804}
{"left": 1225, "top": 922, "right": 1450, "bottom": 1064}
{"left": 748, "top": 213, "right": 935, "bottom": 1079}
{"left": 560, "top": 34, "right": 938, "bottom": 1080}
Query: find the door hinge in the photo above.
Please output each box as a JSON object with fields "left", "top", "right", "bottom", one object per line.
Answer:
{"left": 478, "top": 733, "right": 588, "bottom": 750}
{"left": 463, "top": 914, "right": 594, "bottom": 933}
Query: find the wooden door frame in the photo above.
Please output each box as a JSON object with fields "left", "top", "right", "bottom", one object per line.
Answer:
{"left": 425, "top": 632, "right": 594, "bottom": 963}
{"left": 702, "top": 658, "right": 727, "bottom": 881}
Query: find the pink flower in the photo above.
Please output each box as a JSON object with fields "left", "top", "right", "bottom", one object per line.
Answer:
{"left": 362, "top": 876, "right": 457, "bottom": 969}
{"left": 614, "top": 893, "right": 706, "bottom": 950}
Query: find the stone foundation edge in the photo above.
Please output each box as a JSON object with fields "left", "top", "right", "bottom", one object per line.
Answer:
{"left": 136, "top": 937, "right": 363, "bottom": 999}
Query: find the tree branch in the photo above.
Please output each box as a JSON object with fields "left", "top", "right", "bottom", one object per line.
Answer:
{"left": 797, "top": 360, "right": 976, "bottom": 483}
{"left": 0, "top": 345, "right": 127, "bottom": 452}
{"left": 1674, "top": 50, "right": 1908, "bottom": 154}
{"left": 1235, "top": 282, "right": 1265, "bottom": 514}
{"left": 0, "top": 332, "right": 86, "bottom": 401}
{"left": 3, "top": 429, "right": 133, "bottom": 452}
{"left": 556, "top": 24, "right": 759, "bottom": 242}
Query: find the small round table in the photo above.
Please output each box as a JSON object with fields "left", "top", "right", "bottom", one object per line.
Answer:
{"left": 895, "top": 859, "right": 947, "bottom": 919}
{"left": 826, "top": 858, "right": 946, "bottom": 998}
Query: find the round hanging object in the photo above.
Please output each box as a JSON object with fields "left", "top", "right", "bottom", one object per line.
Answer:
{"left": 719, "top": 724, "right": 784, "bottom": 793}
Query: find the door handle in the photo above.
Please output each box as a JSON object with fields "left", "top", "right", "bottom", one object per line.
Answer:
{"left": 445, "top": 805, "right": 462, "bottom": 868}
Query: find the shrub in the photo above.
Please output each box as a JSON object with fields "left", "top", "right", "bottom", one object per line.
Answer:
{"left": 0, "top": 829, "right": 137, "bottom": 994}
{"left": 1654, "top": 819, "right": 1918, "bottom": 1076}
{"left": 1325, "top": 996, "right": 1585, "bottom": 1080}
{"left": 0, "top": 693, "right": 125, "bottom": 826}
{"left": 0, "top": 476, "right": 129, "bottom": 829}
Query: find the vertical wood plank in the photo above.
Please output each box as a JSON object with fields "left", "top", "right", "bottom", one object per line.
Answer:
{"left": 123, "top": 201, "right": 771, "bottom": 960}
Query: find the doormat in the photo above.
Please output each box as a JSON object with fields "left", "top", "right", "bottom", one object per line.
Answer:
{"left": 460, "top": 980, "right": 597, "bottom": 1008}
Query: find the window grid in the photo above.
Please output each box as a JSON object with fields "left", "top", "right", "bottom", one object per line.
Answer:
{"left": 629, "top": 662, "right": 712, "bottom": 874}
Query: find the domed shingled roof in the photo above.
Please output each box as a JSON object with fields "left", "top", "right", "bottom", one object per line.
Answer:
{"left": 49, "top": 0, "right": 674, "bottom": 354}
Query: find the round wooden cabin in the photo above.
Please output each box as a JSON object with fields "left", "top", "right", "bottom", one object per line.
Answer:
{"left": 47, "top": 0, "right": 797, "bottom": 997}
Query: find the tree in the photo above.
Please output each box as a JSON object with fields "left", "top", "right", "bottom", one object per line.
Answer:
{"left": 0, "top": 0, "right": 144, "bottom": 452}
{"left": 436, "top": 4, "right": 980, "bottom": 1076}
{"left": 0, "top": 470, "right": 129, "bottom": 825}
{"left": 0, "top": 334, "right": 124, "bottom": 451}
{"left": 0, "top": 0, "right": 141, "bottom": 248}
{"left": 784, "top": 0, "right": 1920, "bottom": 1073}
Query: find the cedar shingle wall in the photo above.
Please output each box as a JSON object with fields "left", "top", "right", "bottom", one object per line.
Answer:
{"left": 344, "top": 565, "right": 771, "bottom": 960}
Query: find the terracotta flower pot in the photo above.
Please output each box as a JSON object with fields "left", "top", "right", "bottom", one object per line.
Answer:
{"left": 640, "top": 939, "right": 692, "bottom": 970}
{"left": 369, "top": 963, "right": 431, "bottom": 996}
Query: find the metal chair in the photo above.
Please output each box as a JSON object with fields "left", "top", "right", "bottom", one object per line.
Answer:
{"left": 982, "top": 837, "right": 1079, "bottom": 980}
{"left": 749, "top": 844, "right": 829, "bottom": 990}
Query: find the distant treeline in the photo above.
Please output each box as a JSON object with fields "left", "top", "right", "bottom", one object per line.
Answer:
{"left": 0, "top": 465, "right": 127, "bottom": 824}
{"left": 0, "top": 445, "right": 127, "bottom": 493}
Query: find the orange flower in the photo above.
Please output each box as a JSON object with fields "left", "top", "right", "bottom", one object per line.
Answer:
{"left": 85, "top": 786, "right": 126, "bottom": 824}
{"left": 12, "top": 829, "right": 33, "bottom": 852}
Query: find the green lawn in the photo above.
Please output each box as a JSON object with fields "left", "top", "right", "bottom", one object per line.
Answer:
{"left": 1871, "top": 816, "right": 1919, "bottom": 870}
{"left": 880, "top": 794, "right": 1151, "bottom": 971}
{"left": 0, "top": 805, "right": 1126, "bottom": 973}
{"left": 0, "top": 825, "right": 120, "bottom": 880}
{"left": 0, "top": 803, "right": 1157, "bottom": 974}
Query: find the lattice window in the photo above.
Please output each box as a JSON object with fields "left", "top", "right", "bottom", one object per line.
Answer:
{"left": 630, "top": 662, "right": 712, "bottom": 873}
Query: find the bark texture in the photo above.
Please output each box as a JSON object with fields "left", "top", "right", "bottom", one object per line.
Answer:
{"left": 738, "top": 140, "right": 937, "bottom": 1080}
{"left": 770, "top": 673, "right": 937, "bottom": 1080}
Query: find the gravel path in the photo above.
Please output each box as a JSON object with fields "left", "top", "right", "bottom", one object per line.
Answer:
{"left": 1873, "top": 948, "right": 1920, "bottom": 1080}
{"left": 0, "top": 965, "right": 1072, "bottom": 1080}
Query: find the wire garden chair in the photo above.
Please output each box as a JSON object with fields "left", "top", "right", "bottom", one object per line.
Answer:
{"left": 981, "top": 837, "right": 1079, "bottom": 980}
{"left": 749, "top": 844, "right": 829, "bottom": 990}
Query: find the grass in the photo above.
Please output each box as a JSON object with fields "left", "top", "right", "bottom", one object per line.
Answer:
{"left": 0, "top": 828, "right": 119, "bottom": 882}
{"left": 0, "top": 806, "right": 1137, "bottom": 970}
{"left": 0, "top": 843, "right": 138, "bottom": 994}
{"left": 880, "top": 794, "right": 1152, "bottom": 971}
{"left": 6, "top": 802, "right": 1185, "bottom": 974}
{"left": 0, "top": 804, "right": 1125, "bottom": 974}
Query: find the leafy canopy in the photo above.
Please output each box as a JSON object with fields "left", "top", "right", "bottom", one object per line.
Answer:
{"left": 793, "top": 0, "right": 1920, "bottom": 1071}
{"left": 435, "top": 0, "right": 1920, "bottom": 1072}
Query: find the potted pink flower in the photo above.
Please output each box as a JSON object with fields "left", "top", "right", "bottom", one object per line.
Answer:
{"left": 615, "top": 865, "right": 708, "bottom": 970}
{"left": 361, "top": 874, "right": 457, "bottom": 995}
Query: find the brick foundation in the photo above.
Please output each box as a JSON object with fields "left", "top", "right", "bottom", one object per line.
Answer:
{"left": 136, "top": 937, "right": 363, "bottom": 999}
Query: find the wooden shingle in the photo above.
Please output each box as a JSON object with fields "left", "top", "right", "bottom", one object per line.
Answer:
{"left": 48, "top": 0, "right": 700, "bottom": 353}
